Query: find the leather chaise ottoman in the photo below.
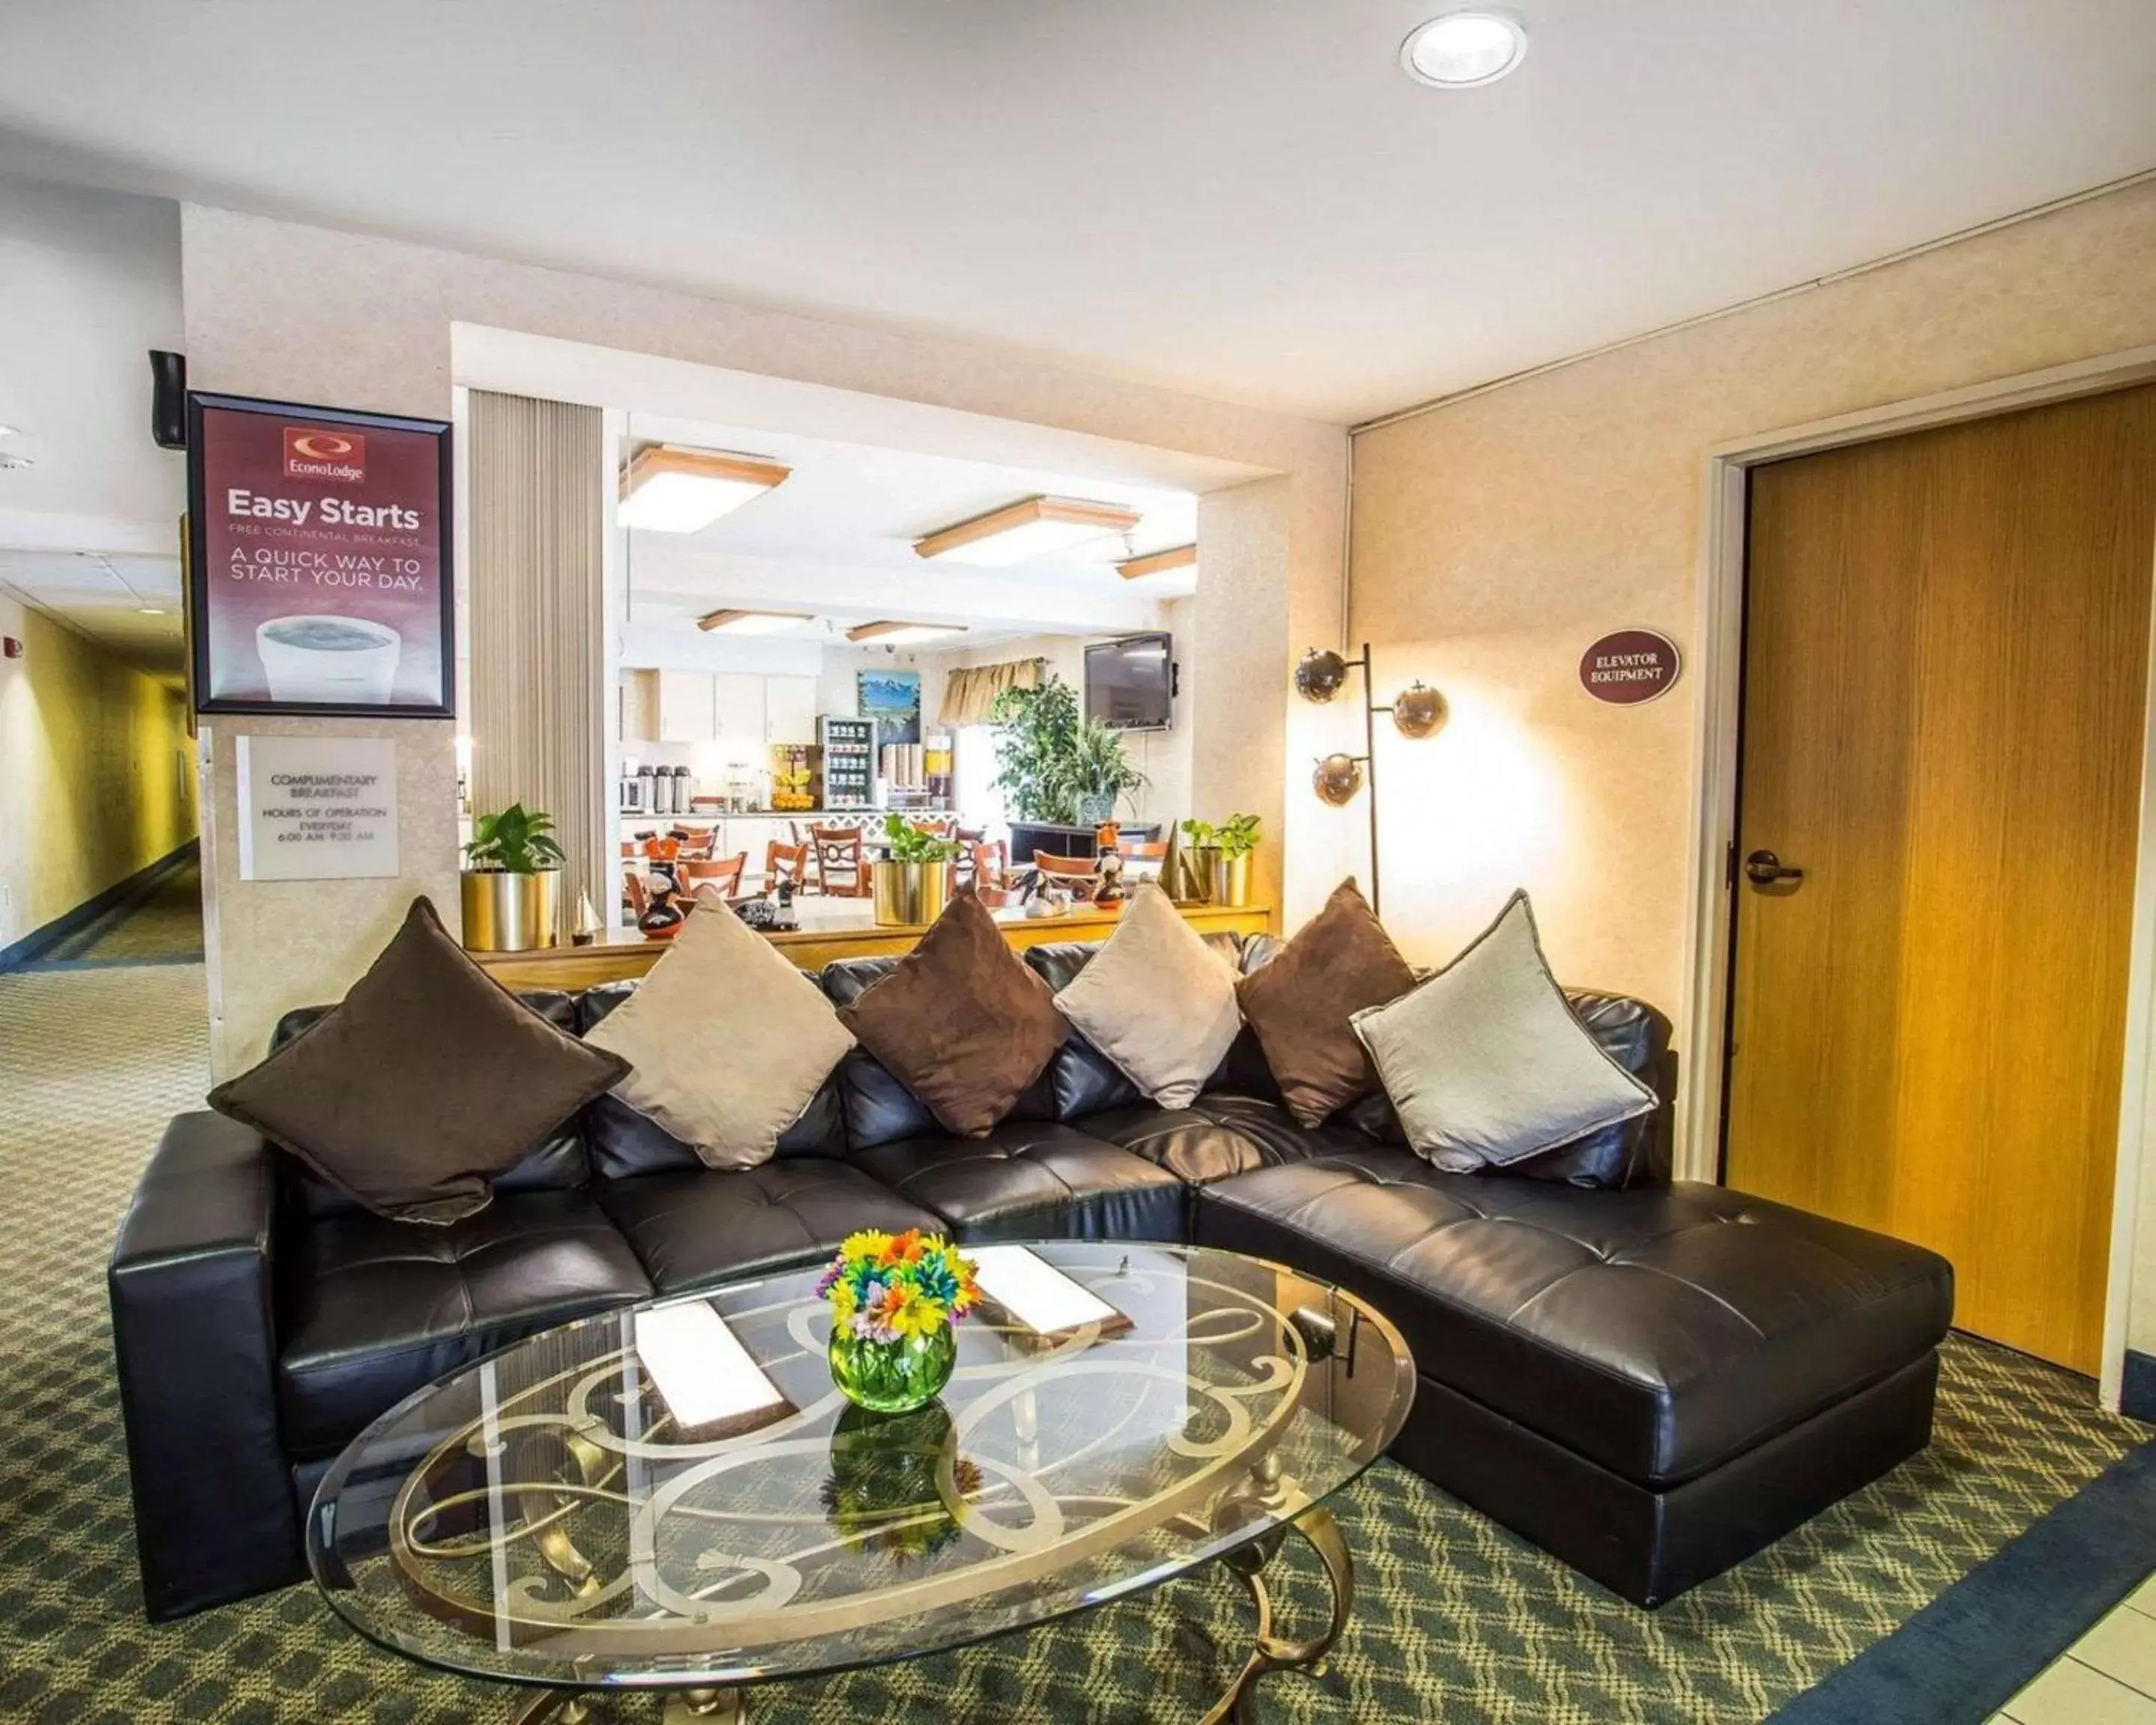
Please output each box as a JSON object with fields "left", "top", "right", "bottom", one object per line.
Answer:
{"left": 1195, "top": 1148, "right": 1955, "bottom": 1605}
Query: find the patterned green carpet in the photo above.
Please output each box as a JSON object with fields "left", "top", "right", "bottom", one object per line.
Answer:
{"left": 0, "top": 950, "right": 2146, "bottom": 1724}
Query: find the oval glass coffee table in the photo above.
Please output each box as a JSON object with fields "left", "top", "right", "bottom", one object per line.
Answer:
{"left": 308, "top": 1241, "right": 1413, "bottom": 1723}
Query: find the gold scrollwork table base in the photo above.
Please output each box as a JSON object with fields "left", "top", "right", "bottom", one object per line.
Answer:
{"left": 1201, "top": 1503, "right": 1354, "bottom": 1725}
{"left": 508, "top": 1685, "right": 743, "bottom": 1724}
{"left": 500, "top": 1506, "right": 1352, "bottom": 1725}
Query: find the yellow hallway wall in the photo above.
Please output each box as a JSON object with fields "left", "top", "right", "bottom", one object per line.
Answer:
{"left": 0, "top": 595, "right": 198, "bottom": 946}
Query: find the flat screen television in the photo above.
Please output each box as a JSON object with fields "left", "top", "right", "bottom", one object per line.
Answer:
{"left": 1085, "top": 632, "right": 1175, "bottom": 731}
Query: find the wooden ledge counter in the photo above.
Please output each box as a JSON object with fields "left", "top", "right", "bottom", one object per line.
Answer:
{"left": 470, "top": 900, "right": 1276, "bottom": 989}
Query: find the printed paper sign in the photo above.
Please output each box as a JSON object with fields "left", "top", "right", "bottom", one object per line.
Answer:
{"left": 236, "top": 735, "right": 400, "bottom": 882}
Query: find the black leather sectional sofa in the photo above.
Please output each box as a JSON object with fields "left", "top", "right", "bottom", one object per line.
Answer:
{"left": 110, "top": 936, "right": 1954, "bottom": 1622}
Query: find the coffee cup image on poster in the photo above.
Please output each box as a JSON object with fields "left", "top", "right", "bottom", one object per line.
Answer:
{"left": 189, "top": 398, "right": 451, "bottom": 714}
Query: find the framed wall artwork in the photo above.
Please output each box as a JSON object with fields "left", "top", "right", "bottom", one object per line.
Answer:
{"left": 858, "top": 669, "right": 923, "bottom": 745}
{"left": 186, "top": 392, "right": 455, "bottom": 719}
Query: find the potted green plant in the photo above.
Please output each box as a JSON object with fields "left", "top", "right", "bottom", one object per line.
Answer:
{"left": 871, "top": 813, "right": 961, "bottom": 928}
{"left": 1180, "top": 812, "right": 1261, "bottom": 907}
{"left": 988, "top": 676, "right": 1147, "bottom": 827}
{"left": 460, "top": 802, "right": 566, "bottom": 952}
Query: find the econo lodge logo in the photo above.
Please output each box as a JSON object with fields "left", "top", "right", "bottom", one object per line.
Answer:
{"left": 282, "top": 427, "right": 366, "bottom": 483}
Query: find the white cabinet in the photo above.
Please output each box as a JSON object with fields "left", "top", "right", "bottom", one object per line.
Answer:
{"left": 713, "top": 675, "right": 766, "bottom": 749}
{"left": 655, "top": 669, "right": 716, "bottom": 742}
{"left": 764, "top": 675, "right": 819, "bottom": 745}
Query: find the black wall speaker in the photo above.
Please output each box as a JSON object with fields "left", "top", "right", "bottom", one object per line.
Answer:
{"left": 150, "top": 350, "right": 186, "bottom": 450}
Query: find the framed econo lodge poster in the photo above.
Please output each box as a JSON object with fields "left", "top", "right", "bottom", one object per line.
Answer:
{"left": 186, "top": 392, "right": 454, "bottom": 719}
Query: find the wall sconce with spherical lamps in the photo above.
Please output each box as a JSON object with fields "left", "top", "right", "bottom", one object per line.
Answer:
{"left": 1292, "top": 643, "right": 1445, "bottom": 913}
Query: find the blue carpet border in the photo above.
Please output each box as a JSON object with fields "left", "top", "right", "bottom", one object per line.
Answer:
{"left": 1770, "top": 1435, "right": 2156, "bottom": 1723}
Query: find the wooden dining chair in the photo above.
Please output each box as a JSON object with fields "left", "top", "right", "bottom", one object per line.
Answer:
{"left": 808, "top": 824, "right": 872, "bottom": 898}
{"left": 765, "top": 840, "right": 811, "bottom": 893}
{"left": 675, "top": 852, "right": 748, "bottom": 899}
{"left": 1032, "top": 851, "right": 1101, "bottom": 892}
{"left": 960, "top": 840, "right": 1014, "bottom": 907}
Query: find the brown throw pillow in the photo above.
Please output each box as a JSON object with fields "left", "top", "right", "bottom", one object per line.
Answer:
{"left": 1236, "top": 878, "right": 1416, "bottom": 1128}
{"left": 838, "top": 889, "right": 1065, "bottom": 1137}
{"left": 207, "top": 897, "right": 630, "bottom": 1224}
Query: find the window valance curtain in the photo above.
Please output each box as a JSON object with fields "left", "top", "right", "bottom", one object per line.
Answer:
{"left": 939, "top": 657, "right": 1042, "bottom": 727}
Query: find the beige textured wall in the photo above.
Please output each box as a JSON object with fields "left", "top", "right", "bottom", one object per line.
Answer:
{"left": 182, "top": 205, "right": 1344, "bottom": 1074}
{"left": 0, "top": 596, "right": 198, "bottom": 948}
{"left": 1350, "top": 180, "right": 2156, "bottom": 1006}
{"left": 1348, "top": 179, "right": 2156, "bottom": 1370}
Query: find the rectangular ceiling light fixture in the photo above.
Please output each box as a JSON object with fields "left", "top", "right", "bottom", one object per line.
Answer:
{"left": 845, "top": 620, "right": 969, "bottom": 645}
{"left": 697, "top": 608, "right": 815, "bottom": 636}
{"left": 1116, "top": 544, "right": 1198, "bottom": 581}
{"left": 913, "top": 495, "right": 1142, "bottom": 567}
{"left": 618, "top": 444, "right": 791, "bottom": 533}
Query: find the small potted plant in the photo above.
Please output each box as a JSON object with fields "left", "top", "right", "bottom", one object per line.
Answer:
{"left": 1068, "top": 718, "right": 1147, "bottom": 827}
{"left": 460, "top": 802, "right": 566, "bottom": 952}
{"left": 1180, "top": 812, "right": 1261, "bottom": 907}
{"left": 871, "top": 813, "right": 961, "bottom": 928}
{"left": 988, "top": 676, "right": 1147, "bottom": 827}
{"left": 818, "top": 1229, "right": 981, "bottom": 1414}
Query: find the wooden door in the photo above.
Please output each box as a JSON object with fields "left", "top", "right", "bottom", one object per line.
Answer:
{"left": 1726, "top": 384, "right": 2156, "bottom": 1374}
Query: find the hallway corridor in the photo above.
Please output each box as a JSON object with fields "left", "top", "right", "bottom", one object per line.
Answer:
{"left": 17, "top": 854, "right": 204, "bottom": 970}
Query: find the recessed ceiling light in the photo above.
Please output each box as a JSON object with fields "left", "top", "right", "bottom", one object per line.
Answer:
{"left": 1401, "top": 11, "right": 1528, "bottom": 87}
{"left": 136, "top": 607, "right": 166, "bottom": 616}
{"left": 1116, "top": 544, "right": 1198, "bottom": 582}
{"left": 618, "top": 445, "right": 791, "bottom": 533}
{"left": 0, "top": 424, "right": 19, "bottom": 437}
{"left": 0, "top": 453, "right": 32, "bottom": 471}
{"left": 846, "top": 621, "right": 969, "bottom": 646}
{"left": 697, "top": 608, "right": 814, "bottom": 636}
{"left": 913, "top": 496, "right": 1142, "bottom": 566}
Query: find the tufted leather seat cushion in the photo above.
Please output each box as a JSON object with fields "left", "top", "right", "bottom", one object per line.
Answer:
{"left": 850, "top": 1122, "right": 1187, "bottom": 1244}
{"left": 596, "top": 1159, "right": 943, "bottom": 1295}
{"left": 275, "top": 1189, "right": 651, "bottom": 1458}
{"left": 1196, "top": 1147, "right": 1953, "bottom": 1485}
{"left": 1083, "top": 1093, "right": 1373, "bottom": 1187}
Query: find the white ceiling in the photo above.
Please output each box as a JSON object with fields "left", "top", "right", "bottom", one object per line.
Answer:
{"left": 623, "top": 415, "right": 1195, "bottom": 646}
{"left": 5, "top": 3, "right": 2155, "bottom": 422}
{"left": 0, "top": 550, "right": 183, "bottom": 681}
{"left": 0, "top": 175, "right": 187, "bottom": 672}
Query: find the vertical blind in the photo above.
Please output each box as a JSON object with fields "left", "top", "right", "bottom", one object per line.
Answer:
{"left": 467, "top": 391, "right": 606, "bottom": 922}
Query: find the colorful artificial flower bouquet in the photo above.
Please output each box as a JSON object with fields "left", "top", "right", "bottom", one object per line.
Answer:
{"left": 818, "top": 1229, "right": 981, "bottom": 1342}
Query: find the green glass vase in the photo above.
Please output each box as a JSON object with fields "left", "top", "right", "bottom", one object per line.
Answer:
{"left": 829, "top": 1324, "right": 957, "bottom": 1414}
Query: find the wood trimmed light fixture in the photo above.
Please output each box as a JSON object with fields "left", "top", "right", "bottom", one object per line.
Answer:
{"left": 618, "top": 445, "right": 791, "bottom": 532}
{"left": 913, "top": 496, "right": 1142, "bottom": 566}
{"left": 696, "top": 609, "right": 815, "bottom": 635}
{"left": 1116, "top": 544, "right": 1198, "bottom": 582}
{"left": 846, "top": 621, "right": 969, "bottom": 645}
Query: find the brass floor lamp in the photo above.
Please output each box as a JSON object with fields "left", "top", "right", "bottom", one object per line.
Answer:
{"left": 1294, "top": 644, "right": 1446, "bottom": 917}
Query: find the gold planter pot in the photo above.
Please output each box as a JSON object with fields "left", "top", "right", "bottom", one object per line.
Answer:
{"left": 1210, "top": 851, "right": 1253, "bottom": 909}
{"left": 461, "top": 867, "right": 560, "bottom": 952}
{"left": 872, "top": 860, "right": 951, "bottom": 928}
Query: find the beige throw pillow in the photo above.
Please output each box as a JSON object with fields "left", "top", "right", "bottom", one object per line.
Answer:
{"left": 1350, "top": 891, "right": 1654, "bottom": 1172}
{"left": 584, "top": 899, "right": 854, "bottom": 1169}
{"left": 1053, "top": 884, "right": 1243, "bottom": 1110}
